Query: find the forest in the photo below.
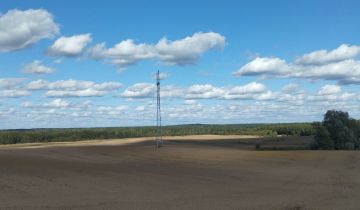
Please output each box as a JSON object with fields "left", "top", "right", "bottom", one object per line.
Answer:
{"left": 0, "top": 123, "right": 313, "bottom": 144}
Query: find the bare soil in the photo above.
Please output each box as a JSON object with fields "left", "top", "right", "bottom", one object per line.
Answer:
{"left": 0, "top": 135, "right": 359, "bottom": 210}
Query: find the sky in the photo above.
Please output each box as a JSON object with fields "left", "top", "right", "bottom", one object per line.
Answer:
{"left": 0, "top": 0, "right": 360, "bottom": 129}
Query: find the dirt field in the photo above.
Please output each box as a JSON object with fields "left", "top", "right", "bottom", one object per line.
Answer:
{"left": 0, "top": 135, "right": 359, "bottom": 210}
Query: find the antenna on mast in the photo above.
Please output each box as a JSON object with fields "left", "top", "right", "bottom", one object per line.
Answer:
{"left": 155, "top": 70, "right": 163, "bottom": 148}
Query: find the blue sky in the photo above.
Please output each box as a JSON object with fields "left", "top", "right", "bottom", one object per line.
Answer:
{"left": 1, "top": 0, "right": 360, "bottom": 129}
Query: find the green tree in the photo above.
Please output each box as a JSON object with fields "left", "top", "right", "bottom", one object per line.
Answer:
{"left": 313, "top": 110, "right": 360, "bottom": 150}
{"left": 312, "top": 122, "right": 333, "bottom": 149}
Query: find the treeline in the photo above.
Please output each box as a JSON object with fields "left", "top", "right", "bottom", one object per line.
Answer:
{"left": 312, "top": 110, "right": 360, "bottom": 150}
{"left": 0, "top": 123, "right": 314, "bottom": 145}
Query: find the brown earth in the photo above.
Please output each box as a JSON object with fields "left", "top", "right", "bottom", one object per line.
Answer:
{"left": 0, "top": 135, "right": 359, "bottom": 210}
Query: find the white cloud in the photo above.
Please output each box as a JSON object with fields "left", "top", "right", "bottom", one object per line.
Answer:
{"left": 254, "top": 91, "right": 276, "bottom": 100}
{"left": 22, "top": 60, "right": 55, "bottom": 74}
{"left": 0, "top": 108, "right": 15, "bottom": 116}
{"left": 185, "top": 84, "right": 224, "bottom": 99}
{"left": 184, "top": 99, "right": 198, "bottom": 105}
{"left": 0, "top": 78, "right": 26, "bottom": 89}
{"left": 277, "top": 92, "right": 306, "bottom": 103}
{"left": 120, "top": 83, "right": 155, "bottom": 98}
{"left": 45, "top": 98, "right": 71, "bottom": 108}
{"left": 317, "top": 84, "right": 341, "bottom": 95}
{"left": 87, "top": 40, "right": 155, "bottom": 68}
{"left": 0, "top": 9, "right": 59, "bottom": 52}
{"left": 70, "top": 111, "right": 92, "bottom": 117}
{"left": 282, "top": 83, "right": 299, "bottom": 93}
{"left": 161, "top": 85, "right": 184, "bottom": 98}
{"left": 2, "top": 80, "right": 360, "bottom": 128}
{"left": 294, "top": 60, "right": 360, "bottom": 85}
{"left": 47, "top": 34, "right": 92, "bottom": 57}
{"left": 120, "top": 82, "right": 269, "bottom": 100}
{"left": 25, "top": 79, "right": 122, "bottom": 97}
{"left": 308, "top": 84, "right": 357, "bottom": 101}
{"left": 22, "top": 99, "right": 92, "bottom": 110}
{"left": 47, "top": 79, "right": 94, "bottom": 90}
{"left": 0, "top": 78, "right": 29, "bottom": 98}
{"left": 295, "top": 44, "right": 360, "bottom": 65}
{"left": 223, "top": 82, "right": 269, "bottom": 100}
{"left": 234, "top": 44, "right": 360, "bottom": 85}
{"left": 97, "top": 105, "right": 127, "bottom": 116}
{"left": 233, "top": 57, "right": 290, "bottom": 76}
{"left": 135, "top": 105, "right": 146, "bottom": 111}
{"left": 32, "top": 79, "right": 121, "bottom": 91}
{"left": 308, "top": 93, "right": 357, "bottom": 101}
{"left": 93, "top": 82, "right": 123, "bottom": 91}
{"left": 0, "top": 90, "right": 30, "bottom": 98}
{"left": 228, "top": 82, "right": 266, "bottom": 95}
{"left": 45, "top": 89, "right": 107, "bottom": 97}
{"left": 26, "top": 79, "right": 49, "bottom": 90}
{"left": 155, "top": 32, "right": 225, "bottom": 65}
{"left": 87, "top": 32, "right": 225, "bottom": 69}
{"left": 21, "top": 101, "right": 32, "bottom": 108}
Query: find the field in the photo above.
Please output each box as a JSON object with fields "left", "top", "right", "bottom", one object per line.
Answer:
{"left": 1, "top": 135, "right": 360, "bottom": 210}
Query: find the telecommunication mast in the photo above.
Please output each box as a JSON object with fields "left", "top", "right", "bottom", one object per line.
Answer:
{"left": 155, "top": 70, "right": 163, "bottom": 147}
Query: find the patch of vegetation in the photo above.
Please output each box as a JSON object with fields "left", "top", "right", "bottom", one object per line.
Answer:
{"left": 0, "top": 123, "right": 314, "bottom": 145}
{"left": 312, "top": 110, "right": 360, "bottom": 150}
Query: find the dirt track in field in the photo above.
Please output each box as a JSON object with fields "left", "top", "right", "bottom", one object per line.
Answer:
{"left": 0, "top": 135, "right": 359, "bottom": 210}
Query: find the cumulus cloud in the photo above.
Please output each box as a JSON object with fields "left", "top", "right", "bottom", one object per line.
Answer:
{"left": 317, "top": 84, "right": 341, "bottom": 95}
{"left": 120, "top": 82, "right": 270, "bottom": 100}
{"left": 22, "top": 60, "right": 55, "bottom": 74}
{"left": 121, "top": 81, "right": 360, "bottom": 105}
{"left": 120, "top": 83, "right": 155, "bottom": 98}
{"left": 281, "top": 83, "right": 299, "bottom": 93}
{"left": 155, "top": 32, "right": 225, "bottom": 65}
{"left": 294, "top": 60, "right": 360, "bottom": 85}
{"left": 295, "top": 44, "right": 360, "bottom": 65}
{"left": 3, "top": 80, "right": 359, "bottom": 128}
{"left": 26, "top": 79, "right": 49, "bottom": 90}
{"left": 135, "top": 105, "right": 146, "bottom": 111}
{"left": 87, "top": 32, "right": 225, "bottom": 69}
{"left": 228, "top": 82, "right": 266, "bottom": 95}
{"left": 45, "top": 89, "right": 107, "bottom": 97}
{"left": 225, "top": 82, "right": 269, "bottom": 100}
{"left": 0, "top": 78, "right": 26, "bottom": 89}
{"left": 47, "top": 34, "right": 92, "bottom": 57}
{"left": 22, "top": 99, "right": 92, "bottom": 111}
{"left": 0, "top": 78, "right": 29, "bottom": 98}
{"left": 87, "top": 40, "right": 156, "bottom": 68}
{"left": 233, "top": 57, "right": 290, "bottom": 77}
{"left": 0, "top": 9, "right": 59, "bottom": 52}
{"left": 309, "top": 84, "right": 356, "bottom": 101}
{"left": 45, "top": 98, "right": 71, "bottom": 108}
{"left": 0, "top": 90, "right": 30, "bottom": 98}
{"left": 47, "top": 80, "right": 95, "bottom": 90}
{"left": 25, "top": 79, "right": 122, "bottom": 97}
{"left": 234, "top": 44, "right": 360, "bottom": 85}
{"left": 185, "top": 84, "right": 224, "bottom": 99}
{"left": 97, "top": 105, "right": 127, "bottom": 116}
{"left": 184, "top": 100, "right": 198, "bottom": 105}
{"left": 0, "top": 108, "right": 15, "bottom": 116}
